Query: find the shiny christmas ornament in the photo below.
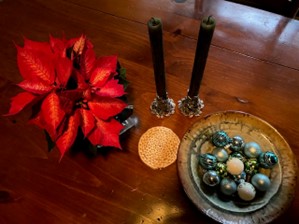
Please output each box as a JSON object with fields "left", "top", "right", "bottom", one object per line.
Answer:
{"left": 198, "top": 153, "right": 217, "bottom": 170}
{"left": 202, "top": 170, "right": 220, "bottom": 186}
{"left": 244, "top": 142, "right": 262, "bottom": 158}
{"left": 232, "top": 171, "right": 247, "bottom": 184}
{"left": 226, "top": 157, "right": 244, "bottom": 175}
{"left": 237, "top": 182, "right": 256, "bottom": 201}
{"left": 229, "top": 152, "right": 246, "bottom": 163}
{"left": 244, "top": 158, "right": 259, "bottom": 175}
{"left": 258, "top": 151, "right": 278, "bottom": 169}
{"left": 211, "top": 131, "right": 230, "bottom": 147}
{"left": 230, "top": 135, "right": 244, "bottom": 152}
{"left": 251, "top": 173, "right": 271, "bottom": 191}
{"left": 220, "top": 178, "right": 237, "bottom": 196}
{"left": 215, "top": 162, "right": 228, "bottom": 178}
{"left": 212, "top": 147, "right": 229, "bottom": 162}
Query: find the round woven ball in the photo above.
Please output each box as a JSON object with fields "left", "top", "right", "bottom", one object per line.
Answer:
{"left": 138, "top": 126, "right": 180, "bottom": 169}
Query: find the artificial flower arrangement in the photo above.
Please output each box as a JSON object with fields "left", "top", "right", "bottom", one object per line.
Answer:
{"left": 5, "top": 35, "right": 129, "bottom": 160}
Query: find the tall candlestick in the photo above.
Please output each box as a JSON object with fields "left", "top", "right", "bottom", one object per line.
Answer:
{"left": 147, "top": 17, "right": 167, "bottom": 99}
{"left": 188, "top": 16, "right": 216, "bottom": 97}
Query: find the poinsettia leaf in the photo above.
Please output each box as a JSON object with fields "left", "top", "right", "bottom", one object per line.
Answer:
{"left": 23, "top": 37, "right": 52, "bottom": 54}
{"left": 86, "top": 120, "right": 104, "bottom": 146}
{"left": 80, "top": 47, "right": 96, "bottom": 80}
{"left": 79, "top": 108, "right": 96, "bottom": 137}
{"left": 73, "top": 70, "right": 88, "bottom": 90}
{"left": 55, "top": 56, "right": 72, "bottom": 87}
{"left": 56, "top": 111, "right": 80, "bottom": 160}
{"left": 59, "top": 89, "right": 82, "bottom": 114}
{"left": 17, "top": 79, "right": 52, "bottom": 94}
{"left": 89, "top": 118, "right": 123, "bottom": 149}
{"left": 88, "top": 97, "right": 127, "bottom": 120}
{"left": 41, "top": 92, "right": 65, "bottom": 138}
{"left": 17, "top": 45, "right": 55, "bottom": 84}
{"left": 49, "top": 35, "right": 66, "bottom": 57}
{"left": 89, "top": 66, "right": 113, "bottom": 88}
{"left": 4, "top": 92, "right": 37, "bottom": 116}
{"left": 73, "top": 35, "right": 86, "bottom": 55}
{"left": 116, "top": 67, "right": 129, "bottom": 90}
{"left": 89, "top": 55, "right": 118, "bottom": 87}
{"left": 95, "top": 79, "right": 126, "bottom": 98}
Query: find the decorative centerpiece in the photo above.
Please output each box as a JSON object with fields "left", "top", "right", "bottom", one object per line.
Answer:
{"left": 199, "top": 130, "right": 278, "bottom": 201}
{"left": 5, "top": 35, "right": 130, "bottom": 159}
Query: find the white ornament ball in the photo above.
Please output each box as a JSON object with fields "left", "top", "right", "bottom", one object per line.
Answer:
{"left": 237, "top": 182, "right": 256, "bottom": 201}
{"left": 226, "top": 157, "right": 244, "bottom": 175}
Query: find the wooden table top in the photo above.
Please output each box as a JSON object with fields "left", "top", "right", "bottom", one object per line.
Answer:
{"left": 0, "top": 0, "right": 298, "bottom": 223}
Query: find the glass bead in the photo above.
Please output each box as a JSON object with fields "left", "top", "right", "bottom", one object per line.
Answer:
{"left": 244, "top": 158, "right": 259, "bottom": 175}
{"left": 232, "top": 171, "right": 246, "bottom": 184}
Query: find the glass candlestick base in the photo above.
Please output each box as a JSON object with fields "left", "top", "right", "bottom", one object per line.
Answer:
{"left": 178, "top": 95, "right": 204, "bottom": 117}
{"left": 150, "top": 95, "right": 175, "bottom": 118}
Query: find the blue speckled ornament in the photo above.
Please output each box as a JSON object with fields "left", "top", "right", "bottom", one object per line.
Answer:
{"left": 215, "top": 162, "right": 228, "bottom": 178}
{"left": 244, "top": 142, "right": 262, "bottom": 158}
{"left": 229, "top": 152, "right": 246, "bottom": 163}
{"left": 202, "top": 170, "right": 220, "bottom": 186}
{"left": 251, "top": 173, "right": 271, "bottom": 191}
{"left": 258, "top": 151, "right": 278, "bottom": 169}
{"left": 230, "top": 135, "right": 244, "bottom": 152}
{"left": 220, "top": 178, "right": 237, "bottom": 196}
{"left": 211, "top": 131, "right": 230, "bottom": 147}
{"left": 213, "top": 148, "right": 229, "bottom": 162}
{"left": 244, "top": 158, "right": 259, "bottom": 175}
{"left": 232, "top": 171, "right": 247, "bottom": 184}
{"left": 198, "top": 153, "right": 217, "bottom": 170}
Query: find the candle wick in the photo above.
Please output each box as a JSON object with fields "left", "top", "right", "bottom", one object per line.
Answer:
{"left": 151, "top": 17, "right": 160, "bottom": 26}
{"left": 207, "top": 15, "right": 213, "bottom": 25}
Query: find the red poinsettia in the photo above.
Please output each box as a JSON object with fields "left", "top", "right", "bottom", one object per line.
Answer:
{"left": 5, "top": 35, "right": 128, "bottom": 159}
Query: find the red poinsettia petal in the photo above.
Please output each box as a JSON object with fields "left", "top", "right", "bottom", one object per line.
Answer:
{"left": 80, "top": 47, "right": 96, "bottom": 80}
{"left": 87, "top": 121, "right": 104, "bottom": 146}
{"left": 55, "top": 56, "right": 72, "bottom": 87}
{"left": 88, "top": 97, "right": 127, "bottom": 121}
{"left": 56, "top": 111, "right": 81, "bottom": 160}
{"left": 89, "top": 118, "right": 123, "bottom": 149}
{"left": 41, "top": 92, "right": 65, "bottom": 138}
{"left": 23, "top": 37, "right": 52, "bottom": 54}
{"left": 49, "top": 35, "right": 66, "bottom": 57}
{"left": 73, "top": 35, "right": 86, "bottom": 55}
{"left": 95, "top": 79, "right": 126, "bottom": 98}
{"left": 17, "top": 79, "right": 52, "bottom": 94}
{"left": 17, "top": 45, "right": 55, "bottom": 84}
{"left": 4, "top": 92, "right": 37, "bottom": 116}
{"left": 89, "top": 55, "right": 118, "bottom": 87}
{"left": 29, "top": 112, "right": 45, "bottom": 130}
{"left": 79, "top": 108, "right": 96, "bottom": 137}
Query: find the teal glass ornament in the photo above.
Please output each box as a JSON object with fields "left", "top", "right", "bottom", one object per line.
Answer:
{"left": 202, "top": 170, "right": 220, "bottom": 186}
{"left": 244, "top": 142, "right": 262, "bottom": 158}
{"left": 220, "top": 178, "right": 237, "bottom": 196}
{"left": 258, "top": 151, "right": 278, "bottom": 169}
{"left": 251, "top": 173, "right": 271, "bottom": 191}
{"left": 198, "top": 153, "right": 217, "bottom": 170}
{"left": 230, "top": 135, "right": 244, "bottom": 152}
{"left": 232, "top": 171, "right": 246, "bottom": 184}
{"left": 212, "top": 147, "right": 229, "bottom": 162}
{"left": 211, "top": 131, "right": 230, "bottom": 147}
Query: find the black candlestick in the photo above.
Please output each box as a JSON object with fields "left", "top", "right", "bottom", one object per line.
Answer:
{"left": 147, "top": 17, "right": 175, "bottom": 118}
{"left": 188, "top": 16, "right": 216, "bottom": 97}
{"left": 147, "top": 17, "right": 167, "bottom": 99}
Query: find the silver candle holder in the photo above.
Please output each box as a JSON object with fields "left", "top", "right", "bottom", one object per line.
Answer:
{"left": 178, "top": 95, "right": 204, "bottom": 118}
{"left": 150, "top": 94, "right": 175, "bottom": 118}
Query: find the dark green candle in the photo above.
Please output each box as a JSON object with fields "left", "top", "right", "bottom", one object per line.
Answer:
{"left": 147, "top": 17, "right": 167, "bottom": 99}
{"left": 188, "top": 16, "right": 216, "bottom": 97}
